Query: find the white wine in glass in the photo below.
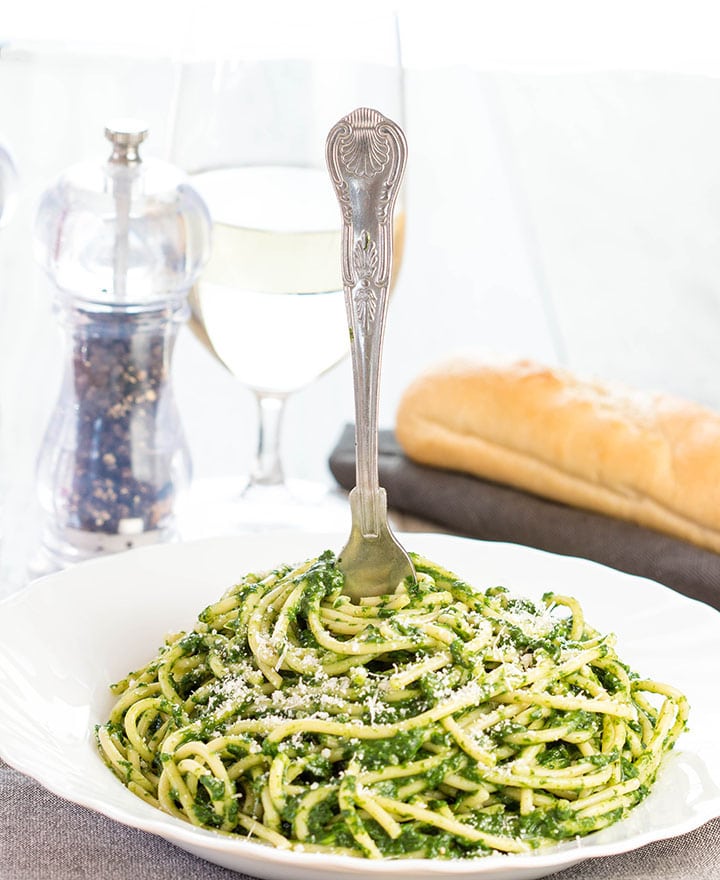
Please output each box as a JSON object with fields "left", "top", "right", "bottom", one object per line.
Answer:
{"left": 189, "top": 165, "right": 405, "bottom": 394}
{"left": 170, "top": 7, "right": 405, "bottom": 529}
{"left": 189, "top": 165, "right": 351, "bottom": 395}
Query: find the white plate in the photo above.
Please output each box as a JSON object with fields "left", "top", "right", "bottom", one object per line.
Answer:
{"left": 1, "top": 533, "right": 719, "bottom": 880}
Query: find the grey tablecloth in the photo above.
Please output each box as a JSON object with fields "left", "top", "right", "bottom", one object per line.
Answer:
{"left": 329, "top": 426, "right": 720, "bottom": 610}
{"left": 1, "top": 759, "right": 719, "bottom": 879}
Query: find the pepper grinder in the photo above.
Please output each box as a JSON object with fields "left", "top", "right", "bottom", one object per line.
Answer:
{"left": 34, "top": 120, "right": 211, "bottom": 569}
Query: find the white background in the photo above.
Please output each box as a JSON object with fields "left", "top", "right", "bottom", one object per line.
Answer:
{"left": 3, "top": 0, "right": 720, "bottom": 589}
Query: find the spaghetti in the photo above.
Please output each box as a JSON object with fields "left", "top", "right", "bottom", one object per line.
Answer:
{"left": 97, "top": 551, "right": 688, "bottom": 858}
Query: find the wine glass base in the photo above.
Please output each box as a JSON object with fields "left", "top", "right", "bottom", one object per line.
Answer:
{"left": 178, "top": 476, "right": 351, "bottom": 539}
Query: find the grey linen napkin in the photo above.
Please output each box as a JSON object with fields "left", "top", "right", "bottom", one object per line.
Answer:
{"left": 328, "top": 425, "right": 720, "bottom": 610}
{"left": 1, "top": 758, "right": 720, "bottom": 879}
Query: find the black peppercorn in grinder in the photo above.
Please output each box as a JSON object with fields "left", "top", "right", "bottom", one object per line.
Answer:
{"left": 34, "top": 120, "right": 211, "bottom": 570}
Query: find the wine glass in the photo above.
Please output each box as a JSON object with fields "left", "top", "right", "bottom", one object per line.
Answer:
{"left": 169, "top": 7, "right": 405, "bottom": 532}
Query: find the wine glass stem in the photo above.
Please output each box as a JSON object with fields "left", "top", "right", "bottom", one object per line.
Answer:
{"left": 250, "top": 392, "right": 287, "bottom": 488}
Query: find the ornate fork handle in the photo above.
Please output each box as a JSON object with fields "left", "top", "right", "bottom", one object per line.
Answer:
{"left": 326, "top": 107, "right": 407, "bottom": 537}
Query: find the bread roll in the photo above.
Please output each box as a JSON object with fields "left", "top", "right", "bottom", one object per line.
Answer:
{"left": 395, "top": 355, "right": 720, "bottom": 553}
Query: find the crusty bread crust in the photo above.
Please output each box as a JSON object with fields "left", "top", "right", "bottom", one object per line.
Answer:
{"left": 395, "top": 356, "right": 720, "bottom": 552}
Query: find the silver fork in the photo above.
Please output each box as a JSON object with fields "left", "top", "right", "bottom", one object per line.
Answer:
{"left": 326, "top": 107, "right": 416, "bottom": 599}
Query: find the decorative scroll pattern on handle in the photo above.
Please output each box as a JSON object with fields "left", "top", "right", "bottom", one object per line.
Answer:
{"left": 326, "top": 107, "right": 407, "bottom": 304}
{"left": 338, "top": 113, "right": 391, "bottom": 177}
{"left": 352, "top": 230, "right": 379, "bottom": 331}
